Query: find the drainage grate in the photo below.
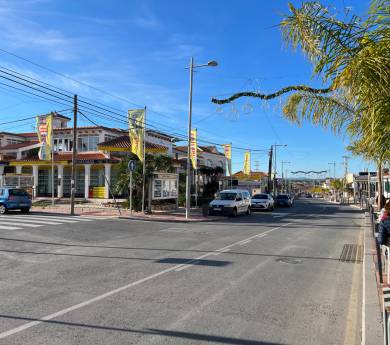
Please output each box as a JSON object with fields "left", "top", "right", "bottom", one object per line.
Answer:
{"left": 339, "top": 244, "right": 363, "bottom": 263}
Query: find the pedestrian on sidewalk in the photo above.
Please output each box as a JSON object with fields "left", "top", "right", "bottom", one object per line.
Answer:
{"left": 377, "top": 200, "right": 390, "bottom": 245}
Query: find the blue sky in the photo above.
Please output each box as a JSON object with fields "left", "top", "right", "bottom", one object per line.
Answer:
{"left": 0, "top": 0, "right": 373, "bottom": 177}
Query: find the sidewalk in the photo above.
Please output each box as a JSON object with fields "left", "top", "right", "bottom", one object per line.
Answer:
{"left": 31, "top": 204, "right": 224, "bottom": 222}
{"left": 364, "top": 212, "right": 383, "bottom": 345}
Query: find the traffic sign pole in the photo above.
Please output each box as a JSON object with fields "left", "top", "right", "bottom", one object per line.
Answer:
{"left": 129, "top": 171, "right": 133, "bottom": 214}
{"left": 128, "top": 160, "right": 136, "bottom": 214}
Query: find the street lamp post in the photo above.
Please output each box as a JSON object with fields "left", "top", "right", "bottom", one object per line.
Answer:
{"left": 185, "top": 58, "right": 218, "bottom": 219}
{"left": 273, "top": 144, "right": 287, "bottom": 196}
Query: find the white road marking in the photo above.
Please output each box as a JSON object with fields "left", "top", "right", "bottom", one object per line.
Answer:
{"left": 0, "top": 221, "right": 295, "bottom": 340}
{"left": 4, "top": 216, "right": 79, "bottom": 223}
{"left": 0, "top": 221, "right": 42, "bottom": 228}
{"left": 0, "top": 218, "right": 62, "bottom": 225}
{"left": 239, "top": 240, "right": 252, "bottom": 245}
{"left": 213, "top": 248, "right": 230, "bottom": 256}
{"left": 0, "top": 225, "right": 21, "bottom": 230}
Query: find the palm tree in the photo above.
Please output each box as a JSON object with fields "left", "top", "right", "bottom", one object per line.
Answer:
{"left": 212, "top": 1, "right": 389, "bottom": 207}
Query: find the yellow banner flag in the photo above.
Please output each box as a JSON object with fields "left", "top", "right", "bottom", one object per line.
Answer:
{"left": 36, "top": 113, "right": 53, "bottom": 161}
{"left": 223, "top": 144, "right": 232, "bottom": 175}
{"left": 243, "top": 151, "right": 251, "bottom": 175}
{"left": 223, "top": 144, "right": 231, "bottom": 160}
{"left": 128, "top": 109, "right": 145, "bottom": 162}
{"left": 190, "top": 129, "right": 197, "bottom": 169}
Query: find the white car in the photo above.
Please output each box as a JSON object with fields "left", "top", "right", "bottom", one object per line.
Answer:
{"left": 209, "top": 189, "right": 251, "bottom": 217}
{"left": 251, "top": 193, "right": 274, "bottom": 211}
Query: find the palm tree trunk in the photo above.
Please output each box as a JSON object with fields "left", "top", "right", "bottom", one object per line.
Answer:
{"left": 377, "top": 159, "right": 383, "bottom": 209}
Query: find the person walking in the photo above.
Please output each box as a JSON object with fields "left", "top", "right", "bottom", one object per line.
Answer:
{"left": 377, "top": 200, "right": 390, "bottom": 245}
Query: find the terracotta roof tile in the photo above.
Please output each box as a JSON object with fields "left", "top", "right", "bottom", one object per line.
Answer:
{"left": 98, "top": 135, "right": 168, "bottom": 151}
{"left": 0, "top": 141, "right": 39, "bottom": 150}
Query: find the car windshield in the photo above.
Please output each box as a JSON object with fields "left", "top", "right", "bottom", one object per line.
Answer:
{"left": 252, "top": 194, "right": 267, "bottom": 199}
{"left": 276, "top": 195, "right": 288, "bottom": 199}
{"left": 217, "top": 192, "right": 237, "bottom": 200}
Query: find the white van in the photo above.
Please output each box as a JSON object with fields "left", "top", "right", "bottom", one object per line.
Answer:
{"left": 209, "top": 189, "right": 251, "bottom": 217}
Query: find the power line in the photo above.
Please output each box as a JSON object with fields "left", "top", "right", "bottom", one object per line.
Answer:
{"left": 0, "top": 48, "right": 172, "bottom": 119}
{"left": 0, "top": 64, "right": 270, "bottom": 153}
{"left": 0, "top": 116, "right": 38, "bottom": 126}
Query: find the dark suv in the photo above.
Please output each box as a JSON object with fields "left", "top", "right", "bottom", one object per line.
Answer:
{"left": 275, "top": 194, "right": 293, "bottom": 207}
{"left": 0, "top": 187, "right": 32, "bottom": 214}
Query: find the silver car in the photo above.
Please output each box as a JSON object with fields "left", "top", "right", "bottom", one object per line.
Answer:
{"left": 251, "top": 193, "right": 274, "bottom": 211}
{"left": 209, "top": 189, "right": 251, "bottom": 217}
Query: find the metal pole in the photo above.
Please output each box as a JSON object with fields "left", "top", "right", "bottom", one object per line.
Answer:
{"left": 51, "top": 112, "right": 55, "bottom": 207}
{"left": 195, "top": 169, "right": 198, "bottom": 207}
{"left": 273, "top": 144, "right": 277, "bottom": 196}
{"left": 185, "top": 57, "right": 194, "bottom": 219}
{"left": 129, "top": 171, "right": 132, "bottom": 215}
{"left": 70, "top": 95, "right": 77, "bottom": 216}
{"left": 141, "top": 106, "right": 146, "bottom": 213}
{"left": 230, "top": 142, "right": 233, "bottom": 189}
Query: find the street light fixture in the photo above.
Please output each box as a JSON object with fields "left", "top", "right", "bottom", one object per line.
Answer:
{"left": 186, "top": 57, "right": 218, "bottom": 219}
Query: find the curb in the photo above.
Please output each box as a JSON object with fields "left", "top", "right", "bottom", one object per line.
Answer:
{"left": 118, "top": 215, "right": 224, "bottom": 223}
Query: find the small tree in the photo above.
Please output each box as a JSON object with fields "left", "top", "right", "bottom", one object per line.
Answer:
{"left": 113, "top": 153, "right": 173, "bottom": 211}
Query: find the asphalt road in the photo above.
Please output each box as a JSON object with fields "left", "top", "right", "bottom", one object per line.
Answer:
{"left": 0, "top": 199, "right": 363, "bottom": 345}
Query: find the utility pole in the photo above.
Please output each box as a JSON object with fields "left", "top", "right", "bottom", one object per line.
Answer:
{"left": 51, "top": 112, "right": 55, "bottom": 207}
{"left": 281, "top": 161, "right": 291, "bottom": 192}
{"left": 254, "top": 160, "right": 259, "bottom": 172}
{"left": 267, "top": 146, "right": 273, "bottom": 193}
{"left": 273, "top": 144, "right": 277, "bottom": 196}
{"left": 273, "top": 144, "right": 287, "bottom": 196}
{"left": 342, "top": 156, "right": 350, "bottom": 203}
{"left": 70, "top": 95, "right": 78, "bottom": 216}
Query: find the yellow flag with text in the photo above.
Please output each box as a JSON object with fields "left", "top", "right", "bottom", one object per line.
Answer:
{"left": 190, "top": 129, "right": 197, "bottom": 169}
{"left": 223, "top": 144, "right": 232, "bottom": 175}
{"left": 243, "top": 151, "right": 251, "bottom": 175}
{"left": 36, "top": 113, "right": 53, "bottom": 161}
{"left": 128, "top": 109, "right": 145, "bottom": 162}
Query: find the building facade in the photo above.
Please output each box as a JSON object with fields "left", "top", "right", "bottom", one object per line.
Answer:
{"left": 0, "top": 114, "right": 175, "bottom": 199}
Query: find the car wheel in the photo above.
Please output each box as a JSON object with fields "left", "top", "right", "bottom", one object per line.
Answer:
{"left": 246, "top": 207, "right": 251, "bottom": 216}
{"left": 21, "top": 208, "right": 30, "bottom": 214}
{"left": 231, "top": 207, "right": 237, "bottom": 217}
{"left": 0, "top": 204, "right": 7, "bottom": 214}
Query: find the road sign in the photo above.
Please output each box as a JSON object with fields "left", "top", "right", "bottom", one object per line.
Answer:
{"left": 128, "top": 160, "right": 136, "bottom": 172}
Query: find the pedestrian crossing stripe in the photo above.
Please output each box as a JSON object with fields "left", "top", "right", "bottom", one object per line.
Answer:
{"left": 0, "top": 221, "right": 42, "bottom": 228}
{"left": 2, "top": 218, "right": 62, "bottom": 225}
{"left": 0, "top": 225, "right": 21, "bottom": 230}
{"left": 0, "top": 214, "right": 111, "bottom": 231}
{"left": 5, "top": 216, "right": 77, "bottom": 224}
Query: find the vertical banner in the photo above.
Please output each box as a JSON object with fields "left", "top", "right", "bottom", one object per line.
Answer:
{"left": 36, "top": 114, "right": 53, "bottom": 161}
{"left": 243, "top": 151, "right": 251, "bottom": 175}
{"left": 128, "top": 109, "right": 145, "bottom": 162}
{"left": 190, "top": 128, "right": 197, "bottom": 169}
{"left": 223, "top": 144, "right": 232, "bottom": 175}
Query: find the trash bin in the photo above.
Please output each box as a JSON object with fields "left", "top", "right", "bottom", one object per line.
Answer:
{"left": 202, "top": 203, "right": 209, "bottom": 217}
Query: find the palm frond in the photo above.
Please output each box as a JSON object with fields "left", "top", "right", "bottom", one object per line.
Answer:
{"left": 282, "top": 91, "right": 355, "bottom": 132}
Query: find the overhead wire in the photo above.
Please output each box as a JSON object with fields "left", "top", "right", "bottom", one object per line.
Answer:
{"left": 0, "top": 63, "right": 270, "bottom": 153}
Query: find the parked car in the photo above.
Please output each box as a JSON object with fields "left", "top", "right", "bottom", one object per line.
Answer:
{"left": 275, "top": 194, "right": 293, "bottom": 207}
{"left": 0, "top": 187, "right": 32, "bottom": 214}
{"left": 209, "top": 189, "right": 251, "bottom": 217}
{"left": 251, "top": 193, "right": 274, "bottom": 211}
